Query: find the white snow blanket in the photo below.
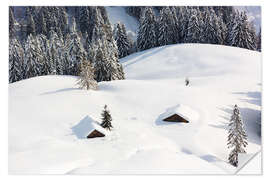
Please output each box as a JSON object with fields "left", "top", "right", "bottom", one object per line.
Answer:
{"left": 9, "top": 44, "right": 261, "bottom": 174}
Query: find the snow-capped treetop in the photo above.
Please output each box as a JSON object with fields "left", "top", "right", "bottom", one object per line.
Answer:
{"left": 159, "top": 104, "right": 200, "bottom": 123}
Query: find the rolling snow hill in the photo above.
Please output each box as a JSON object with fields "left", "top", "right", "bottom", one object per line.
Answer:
{"left": 9, "top": 44, "right": 261, "bottom": 174}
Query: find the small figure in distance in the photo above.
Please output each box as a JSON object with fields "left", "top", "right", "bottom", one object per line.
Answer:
{"left": 185, "top": 77, "right": 189, "bottom": 86}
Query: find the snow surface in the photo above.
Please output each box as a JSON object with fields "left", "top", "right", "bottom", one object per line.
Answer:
{"left": 106, "top": 6, "right": 139, "bottom": 40}
{"left": 9, "top": 44, "right": 261, "bottom": 174}
{"left": 237, "top": 151, "right": 262, "bottom": 174}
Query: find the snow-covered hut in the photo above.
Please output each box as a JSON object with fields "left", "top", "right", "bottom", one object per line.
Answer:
{"left": 87, "top": 121, "right": 107, "bottom": 138}
{"left": 159, "top": 104, "right": 199, "bottom": 123}
{"left": 71, "top": 115, "right": 108, "bottom": 139}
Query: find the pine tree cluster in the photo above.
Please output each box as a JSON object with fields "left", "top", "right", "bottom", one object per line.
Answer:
{"left": 9, "top": 6, "right": 125, "bottom": 83}
{"left": 136, "top": 6, "right": 260, "bottom": 52}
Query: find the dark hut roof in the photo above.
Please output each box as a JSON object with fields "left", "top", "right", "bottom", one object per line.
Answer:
{"left": 159, "top": 104, "right": 199, "bottom": 123}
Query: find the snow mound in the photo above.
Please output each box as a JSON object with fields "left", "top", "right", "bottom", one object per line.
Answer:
{"left": 121, "top": 43, "right": 260, "bottom": 80}
{"left": 71, "top": 115, "right": 109, "bottom": 139}
{"left": 158, "top": 104, "right": 200, "bottom": 123}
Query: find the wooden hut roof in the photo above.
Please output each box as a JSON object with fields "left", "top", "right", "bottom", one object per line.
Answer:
{"left": 159, "top": 104, "right": 199, "bottom": 123}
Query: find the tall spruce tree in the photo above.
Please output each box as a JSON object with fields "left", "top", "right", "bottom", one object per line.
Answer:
{"left": 137, "top": 7, "right": 158, "bottom": 51}
{"left": 227, "top": 105, "right": 248, "bottom": 167}
{"left": 177, "top": 6, "right": 189, "bottom": 43}
{"left": 36, "top": 11, "right": 47, "bottom": 36}
{"left": 113, "top": 22, "right": 131, "bottom": 58}
{"left": 157, "top": 7, "right": 175, "bottom": 46}
{"left": 23, "top": 34, "right": 41, "bottom": 78}
{"left": 100, "top": 105, "right": 113, "bottom": 131}
{"left": 9, "top": 37, "right": 24, "bottom": 83}
{"left": 203, "top": 8, "right": 223, "bottom": 44}
{"left": 25, "top": 8, "right": 36, "bottom": 37}
{"left": 36, "top": 34, "right": 51, "bottom": 75}
{"left": 67, "top": 31, "right": 86, "bottom": 76}
{"left": 184, "top": 8, "right": 202, "bottom": 43}
{"left": 48, "top": 29, "right": 60, "bottom": 75}
{"left": 79, "top": 7, "right": 90, "bottom": 34}
{"left": 9, "top": 7, "right": 16, "bottom": 39}
{"left": 227, "top": 11, "right": 257, "bottom": 50}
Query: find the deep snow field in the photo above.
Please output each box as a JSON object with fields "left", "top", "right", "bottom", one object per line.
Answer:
{"left": 9, "top": 44, "right": 261, "bottom": 174}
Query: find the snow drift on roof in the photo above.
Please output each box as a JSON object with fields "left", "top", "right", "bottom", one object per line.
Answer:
{"left": 159, "top": 104, "right": 200, "bottom": 123}
{"left": 71, "top": 115, "right": 108, "bottom": 139}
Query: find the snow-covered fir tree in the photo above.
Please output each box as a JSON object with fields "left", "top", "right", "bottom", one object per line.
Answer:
{"left": 176, "top": 6, "right": 190, "bottom": 43}
{"left": 26, "top": 8, "right": 36, "bottom": 37}
{"left": 48, "top": 29, "right": 61, "bottom": 75}
{"left": 227, "top": 11, "right": 257, "bottom": 50}
{"left": 65, "top": 19, "right": 87, "bottom": 75}
{"left": 213, "top": 6, "right": 235, "bottom": 26}
{"left": 227, "top": 104, "right": 248, "bottom": 167}
{"left": 36, "top": 11, "right": 47, "bottom": 36}
{"left": 137, "top": 7, "right": 158, "bottom": 51}
{"left": 100, "top": 105, "right": 113, "bottom": 131}
{"left": 58, "top": 7, "right": 69, "bottom": 37}
{"left": 113, "top": 22, "right": 131, "bottom": 58}
{"left": 157, "top": 7, "right": 176, "bottom": 46}
{"left": 9, "top": 37, "right": 24, "bottom": 83}
{"left": 9, "top": 7, "right": 16, "bottom": 39}
{"left": 248, "top": 21, "right": 258, "bottom": 50}
{"left": 202, "top": 7, "right": 223, "bottom": 44}
{"left": 77, "top": 59, "right": 98, "bottom": 90}
{"left": 79, "top": 7, "right": 90, "bottom": 34}
{"left": 184, "top": 8, "right": 202, "bottom": 43}
{"left": 91, "top": 39, "right": 118, "bottom": 82}
{"left": 36, "top": 34, "right": 51, "bottom": 75}
{"left": 23, "top": 34, "right": 41, "bottom": 78}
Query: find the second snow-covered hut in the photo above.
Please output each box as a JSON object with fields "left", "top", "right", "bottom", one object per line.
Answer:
{"left": 159, "top": 104, "right": 199, "bottom": 123}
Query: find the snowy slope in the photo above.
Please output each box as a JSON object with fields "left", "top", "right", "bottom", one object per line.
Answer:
{"left": 9, "top": 44, "right": 261, "bottom": 174}
{"left": 106, "top": 6, "right": 139, "bottom": 40}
